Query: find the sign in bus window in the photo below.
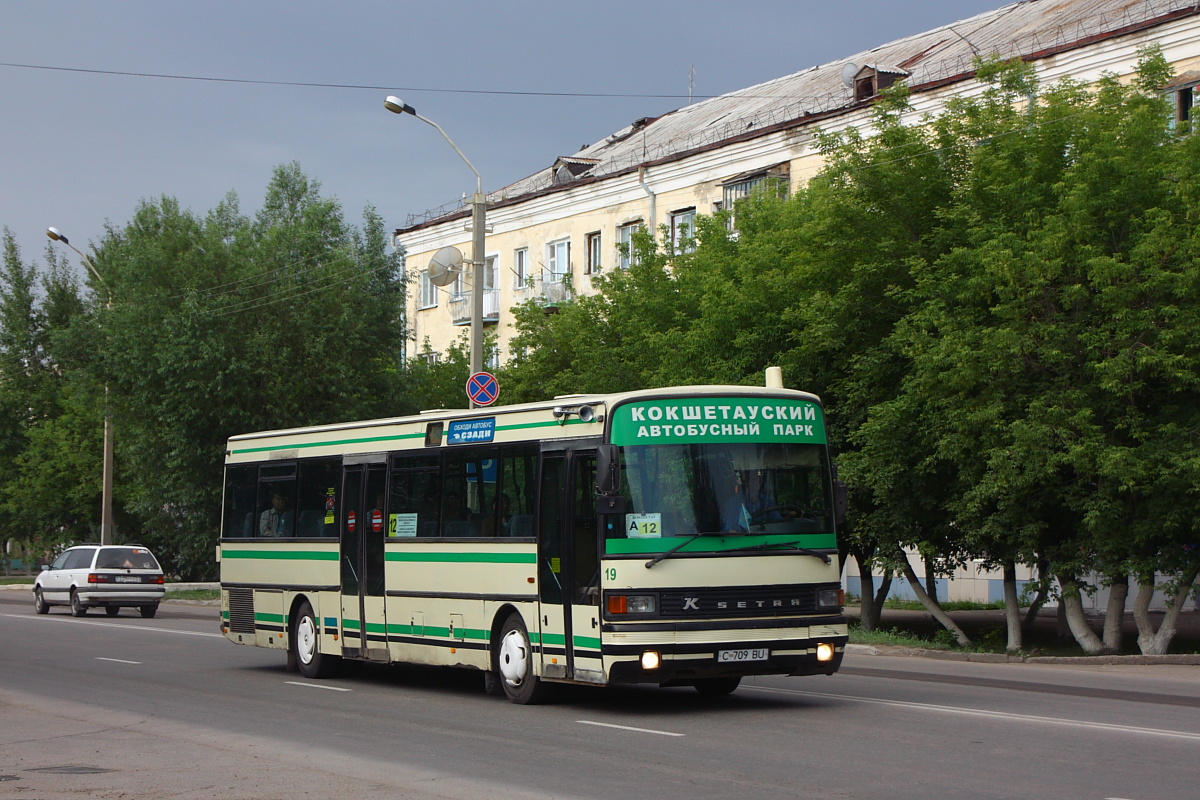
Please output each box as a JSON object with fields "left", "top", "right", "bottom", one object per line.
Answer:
{"left": 389, "top": 512, "right": 418, "bottom": 537}
{"left": 626, "top": 513, "right": 662, "bottom": 538}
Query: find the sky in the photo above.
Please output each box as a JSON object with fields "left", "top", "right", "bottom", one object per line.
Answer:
{"left": 1, "top": 0, "right": 1005, "bottom": 274}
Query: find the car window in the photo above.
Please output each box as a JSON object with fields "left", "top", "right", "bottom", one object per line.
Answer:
{"left": 95, "top": 548, "right": 160, "bottom": 570}
{"left": 50, "top": 551, "right": 72, "bottom": 569}
{"left": 62, "top": 548, "right": 96, "bottom": 570}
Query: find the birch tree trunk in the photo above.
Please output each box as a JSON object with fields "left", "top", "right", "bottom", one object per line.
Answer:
{"left": 1101, "top": 574, "right": 1128, "bottom": 653}
{"left": 898, "top": 550, "right": 970, "bottom": 646}
{"left": 1023, "top": 558, "right": 1051, "bottom": 632}
{"left": 1134, "top": 564, "right": 1200, "bottom": 656}
{"left": 855, "top": 550, "right": 892, "bottom": 632}
{"left": 1002, "top": 561, "right": 1022, "bottom": 653}
{"left": 1058, "top": 577, "right": 1105, "bottom": 655}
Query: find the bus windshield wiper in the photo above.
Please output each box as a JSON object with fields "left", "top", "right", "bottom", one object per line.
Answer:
{"left": 644, "top": 531, "right": 728, "bottom": 569}
{"left": 723, "top": 539, "right": 831, "bottom": 564}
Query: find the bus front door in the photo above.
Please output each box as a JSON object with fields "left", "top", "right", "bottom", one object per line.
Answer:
{"left": 340, "top": 461, "right": 389, "bottom": 661}
{"left": 537, "top": 449, "right": 602, "bottom": 682}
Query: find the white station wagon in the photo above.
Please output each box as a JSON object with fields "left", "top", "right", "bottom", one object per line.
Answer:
{"left": 34, "top": 544, "right": 166, "bottom": 618}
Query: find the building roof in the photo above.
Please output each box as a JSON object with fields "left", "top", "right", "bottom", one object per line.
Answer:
{"left": 399, "top": 0, "right": 1199, "bottom": 232}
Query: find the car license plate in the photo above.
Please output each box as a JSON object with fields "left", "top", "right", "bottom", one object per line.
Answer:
{"left": 115, "top": 576, "right": 141, "bottom": 583}
{"left": 717, "top": 648, "right": 768, "bottom": 663}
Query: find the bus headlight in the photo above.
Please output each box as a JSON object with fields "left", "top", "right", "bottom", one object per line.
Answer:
{"left": 818, "top": 588, "right": 843, "bottom": 610}
{"left": 607, "top": 594, "right": 656, "bottom": 615}
{"left": 816, "top": 642, "right": 835, "bottom": 662}
{"left": 641, "top": 650, "right": 661, "bottom": 670}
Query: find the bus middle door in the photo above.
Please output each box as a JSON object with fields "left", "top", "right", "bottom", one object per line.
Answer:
{"left": 340, "top": 459, "right": 389, "bottom": 662}
{"left": 537, "top": 448, "right": 601, "bottom": 683}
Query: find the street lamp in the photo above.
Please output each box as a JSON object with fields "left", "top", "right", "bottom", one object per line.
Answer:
{"left": 384, "top": 96, "right": 487, "bottom": 396}
{"left": 46, "top": 227, "right": 115, "bottom": 546}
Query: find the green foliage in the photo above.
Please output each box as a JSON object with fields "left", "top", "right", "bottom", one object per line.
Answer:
{"left": 1, "top": 164, "right": 415, "bottom": 578}
{"left": 500, "top": 50, "right": 1200, "bottom": 638}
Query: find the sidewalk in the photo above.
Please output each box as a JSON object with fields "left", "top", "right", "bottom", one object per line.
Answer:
{"left": 847, "top": 605, "right": 1200, "bottom": 664}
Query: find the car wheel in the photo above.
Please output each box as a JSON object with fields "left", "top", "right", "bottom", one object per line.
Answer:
{"left": 34, "top": 588, "right": 49, "bottom": 615}
{"left": 694, "top": 677, "right": 741, "bottom": 696}
{"left": 140, "top": 604, "right": 158, "bottom": 619}
{"left": 291, "top": 600, "right": 339, "bottom": 678}
{"left": 105, "top": 606, "right": 120, "bottom": 617}
{"left": 497, "top": 612, "right": 550, "bottom": 704}
{"left": 70, "top": 590, "right": 88, "bottom": 617}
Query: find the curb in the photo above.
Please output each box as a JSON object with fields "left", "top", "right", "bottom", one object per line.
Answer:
{"left": 846, "top": 642, "right": 1200, "bottom": 665}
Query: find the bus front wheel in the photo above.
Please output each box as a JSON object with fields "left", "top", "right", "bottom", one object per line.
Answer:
{"left": 497, "top": 613, "right": 549, "bottom": 704}
{"left": 292, "top": 601, "right": 339, "bottom": 679}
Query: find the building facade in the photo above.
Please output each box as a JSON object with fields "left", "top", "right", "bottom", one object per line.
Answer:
{"left": 395, "top": 0, "right": 1200, "bottom": 367}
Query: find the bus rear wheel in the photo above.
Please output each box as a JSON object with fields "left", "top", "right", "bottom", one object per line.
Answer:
{"left": 497, "top": 613, "right": 549, "bottom": 704}
{"left": 292, "top": 600, "right": 339, "bottom": 679}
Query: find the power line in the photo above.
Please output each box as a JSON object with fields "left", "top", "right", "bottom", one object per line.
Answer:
{"left": 0, "top": 60, "right": 718, "bottom": 101}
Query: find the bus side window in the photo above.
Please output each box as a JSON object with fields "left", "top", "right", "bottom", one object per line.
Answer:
{"left": 499, "top": 444, "right": 538, "bottom": 537}
{"left": 296, "top": 457, "right": 339, "bottom": 537}
{"left": 389, "top": 454, "right": 441, "bottom": 538}
{"left": 222, "top": 466, "right": 257, "bottom": 539}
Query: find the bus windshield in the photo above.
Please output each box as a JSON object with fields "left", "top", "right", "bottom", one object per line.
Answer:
{"left": 610, "top": 442, "right": 834, "bottom": 541}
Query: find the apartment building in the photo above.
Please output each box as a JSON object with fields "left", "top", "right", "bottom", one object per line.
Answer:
{"left": 395, "top": 0, "right": 1200, "bottom": 366}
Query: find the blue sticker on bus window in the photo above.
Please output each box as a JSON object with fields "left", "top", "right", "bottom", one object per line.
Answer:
{"left": 447, "top": 418, "right": 496, "bottom": 444}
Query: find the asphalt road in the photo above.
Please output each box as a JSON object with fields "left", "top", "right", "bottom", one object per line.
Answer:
{"left": 1, "top": 591, "right": 1198, "bottom": 800}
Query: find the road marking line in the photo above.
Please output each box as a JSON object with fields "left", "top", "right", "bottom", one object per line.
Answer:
{"left": 577, "top": 720, "right": 685, "bottom": 737}
{"left": 4, "top": 614, "right": 223, "bottom": 638}
{"left": 286, "top": 681, "right": 352, "bottom": 692}
{"left": 96, "top": 657, "right": 142, "bottom": 664}
{"left": 746, "top": 685, "right": 1200, "bottom": 741}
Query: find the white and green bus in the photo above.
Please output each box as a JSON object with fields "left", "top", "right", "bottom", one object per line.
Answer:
{"left": 218, "top": 378, "right": 848, "bottom": 703}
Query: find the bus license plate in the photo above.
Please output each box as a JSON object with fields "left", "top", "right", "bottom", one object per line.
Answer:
{"left": 718, "top": 648, "right": 768, "bottom": 663}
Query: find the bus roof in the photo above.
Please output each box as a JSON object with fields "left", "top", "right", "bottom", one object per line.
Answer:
{"left": 224, "top": 384, "right": 823, "bottom": 463}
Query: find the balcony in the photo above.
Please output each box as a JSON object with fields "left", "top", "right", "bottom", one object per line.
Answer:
{"left": 512, "top": 275, "right": 574, "bottom": 312}
{"left": 450, "top": 288, "right": 500, "bottom": 325}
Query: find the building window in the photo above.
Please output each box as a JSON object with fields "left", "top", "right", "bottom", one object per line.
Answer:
{"left": 483, "top": 255, "right": 496, "bottom": 291}
{"left": 617, "top": 221, "right": 642, "bottom": 270}
{"left": 513, "top": 247, "right": 529, "bottom": 288}
{"left": 419, "top": 270, "right": 438, "bottom": 309}
{"left": 670, "top": 208, "right": 696, "bottom": 254}
{"left": 720, "top": 163, "right": 790, "bottom": 230}
{"left": 422, "top": 352, "right": 440, "bottom": 366}
{"left": 586, "top": 232, "right": 603, "bottom": 274}
{"left": 1166, "top": 82, "right": 1198, "bottom": 131}
{"left": 546, "top": 239, "right": 570, "bottom": 283}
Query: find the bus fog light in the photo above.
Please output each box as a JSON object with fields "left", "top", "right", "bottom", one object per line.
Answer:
{"left": 816, "top": 642, "right": 834, "bottom": 662}
{"left": 641, "top": 650, "right": 661, "bottom": 670}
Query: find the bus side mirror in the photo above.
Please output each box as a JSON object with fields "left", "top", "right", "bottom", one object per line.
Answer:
{"left": 596, "top": 444, "right": 620, "bottom": 495}
{"left": 833, "top": 480, "right": 848, "bottom": 526}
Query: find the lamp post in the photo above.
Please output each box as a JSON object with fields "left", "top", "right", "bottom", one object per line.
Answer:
{"left": 46, "top": 227, "right": 115, "bottom": 546}
{"left": 384, "top": 96, "right": 487, "bottom": 393}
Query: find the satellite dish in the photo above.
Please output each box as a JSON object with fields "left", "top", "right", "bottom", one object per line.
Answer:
{"left": 428, "top": 246, "right": 463, "bottom": 286}
{"left": 841, "top": 62, "right": 860, "bottom": 88}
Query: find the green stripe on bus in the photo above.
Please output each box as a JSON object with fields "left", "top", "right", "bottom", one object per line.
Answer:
{"left": 605, "top": 533, "right": 836, "bottom": 555}
{"left": 385, "top": 551, "right": 537, "bottom": 564}
{"left": 220, "top": 550, "right": 338, "bottom": 560}
{"left": 255, "top": 613, "right": 285, "bottom": 624}
{"left": 230, "top": 416, "right": 592, "bottom": 456}
{"left": 231, "top": 431, "right": 425, "bottom": 455}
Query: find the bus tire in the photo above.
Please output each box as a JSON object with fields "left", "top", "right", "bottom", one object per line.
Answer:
{"left": 34, "top": 588, "right": 49, "bottom": 615}
{"left": 694, "top": 677, "right": 741, "bottom": 696}
{"left": 70, "top": 590, "right": 88, "bottom": 617}
{"left": 497, "top": 613, "right": 549, "bottom": 704}
{"left": 292, "top": 600, "right": 339, "bottom": 679}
